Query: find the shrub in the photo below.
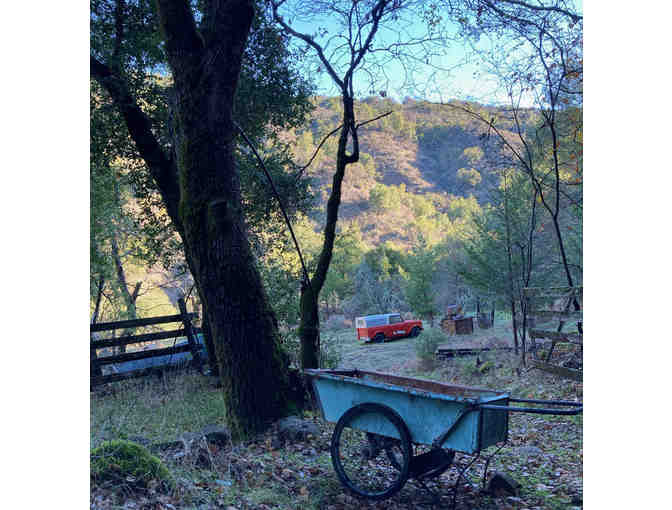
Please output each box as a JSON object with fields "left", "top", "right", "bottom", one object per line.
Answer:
{"left": 280, "top": 330, "right": 342, "bottom": 369}
{"left": 322, "top": 314, "right": 349, "bottom": 331}
{"left": 414, "top": 328, "right": 450, "bottom": 362}
{"left": 91, "top": 439, "right": 173, "bottom": 490}
{"left": 319, "top": 333, "right": 343, "bottom": 369}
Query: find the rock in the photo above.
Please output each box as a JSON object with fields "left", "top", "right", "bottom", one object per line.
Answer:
{"left": 199, "top": 424, "right": 230, "bottom": 446}
{"left": 488, "top": 471, "right": 521, "bottom": 496}
{"left": 157, "top": 433, "right": 213, "bottom": 469}
{"left": 151, "top": 425, "right": 231, "bottom": 453}
{"left": 150, "top": 440, "right": 183, "bottom": 452}
{"left": 277, "top": 416, "right": 320, "bottom": 443}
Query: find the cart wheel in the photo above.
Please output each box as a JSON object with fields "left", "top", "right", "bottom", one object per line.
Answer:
{"left": 331, "top": 403, "right": 411, "bottom": 500}
{"left": 410, "top": 327, "right": 420, "bottom": 338}
{"left": 373, "top": 333, "right": 385, "bottom": 343}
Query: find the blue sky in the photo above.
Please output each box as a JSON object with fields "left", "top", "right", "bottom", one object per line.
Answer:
{"left": 280, "top": 0, "right": 582, "bottom": 107}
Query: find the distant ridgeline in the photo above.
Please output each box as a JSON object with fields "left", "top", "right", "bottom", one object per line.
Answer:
{"left": 285, "top": 96, "right": 541, "bottom": 248}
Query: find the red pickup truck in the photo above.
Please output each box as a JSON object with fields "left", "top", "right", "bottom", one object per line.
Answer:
{"left": 355, "top": 313, "right": 423, "bottom": 343}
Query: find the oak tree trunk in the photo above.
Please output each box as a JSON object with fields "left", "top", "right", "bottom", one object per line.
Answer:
{"left": 92, "top": 0, "right": 297, "bottom": 438}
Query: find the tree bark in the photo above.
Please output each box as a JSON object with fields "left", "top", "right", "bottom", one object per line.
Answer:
{"left": 502, "top": 174, "right": 519, "bottom": 355}
{"left": 92, "top": 0, "right": 296, "bottom": 438}
{"left": 298, "top": 97, "right": 356, "bottom": 369}
{"left": 199, "top": 298, "right": 219, "bottom": 376}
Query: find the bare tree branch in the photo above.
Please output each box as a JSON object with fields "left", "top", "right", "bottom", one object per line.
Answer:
{"left": 294, "top": 123, "right": 343, "bottom": 182}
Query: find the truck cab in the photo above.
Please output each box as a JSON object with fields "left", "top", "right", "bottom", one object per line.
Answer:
{"left": 355, "top": 313, "right": 423, "bottom": 343}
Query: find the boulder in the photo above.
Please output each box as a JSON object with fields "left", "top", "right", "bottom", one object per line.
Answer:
{"left": 277, "top": 416, "right": 320, "bottom": 442}
{"left": 488, "top": 471, "right": 521, "bottom": 497}
{"left": 199, "top": 425, "right": 230, "bottom": 446}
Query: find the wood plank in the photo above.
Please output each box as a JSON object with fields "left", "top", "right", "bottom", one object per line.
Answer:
{"left": 436, "top": 346, "right": 513, "bottom": 358}
{"left": 91, "top": 329, "right": 188, "bottom": 349}
{"left": 91, "top": 367, "right": 160, "bottom": 386}
{"left": 526, "top": 310, "right": 583, "bottom": 320}
{"left": 178, "top": 297, "right": 203, "bottom": 373}
{"left": 523, "top": 286, "right": 583, "bottom": 298}
{"left": 92, "top": 343, "right": 193, "bottom": 366}
{"left": 90, "top": 313, "right": 198, "bottom": 332}
{"left": 529, "top": 329, "right": 583, "bottom": 344}
{"left": 529, "top": 359, "right": 582, "bottom": 381}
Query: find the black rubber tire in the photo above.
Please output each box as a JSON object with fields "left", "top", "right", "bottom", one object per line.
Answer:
{"left": 373, "top": 332, "right": 385, "bottom": 343}
{"left": 410, "top": 327, "right": 420, "bottom": 338}
{"left": 331, "top": 403, "right": 412, "bottom": 500}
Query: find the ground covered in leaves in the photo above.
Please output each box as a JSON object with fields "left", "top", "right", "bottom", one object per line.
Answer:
{"left": 91, "top": 326, "right": 582, "bottom": 510}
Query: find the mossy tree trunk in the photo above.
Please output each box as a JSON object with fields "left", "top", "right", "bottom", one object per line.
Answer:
{"left": 91, "top": 0, "right": 294, "bottom": 439}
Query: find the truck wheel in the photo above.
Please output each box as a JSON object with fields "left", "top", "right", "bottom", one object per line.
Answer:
{"left": 374, "top": 333, "right": 385, "bottom": 343}
{"left": 410, "top": 327, "right": 420, "bottom": 338}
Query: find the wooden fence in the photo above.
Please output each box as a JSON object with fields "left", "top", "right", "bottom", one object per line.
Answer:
{"left": 524, "top": 286, "right": 583, "bottom": 381}
{"left": 90, "top": 297, "right": 204, "bottom": 387}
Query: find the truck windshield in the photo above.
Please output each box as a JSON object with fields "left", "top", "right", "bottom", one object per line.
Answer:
{"left": 389, "top": 315, "right": 402, "bottom": 324}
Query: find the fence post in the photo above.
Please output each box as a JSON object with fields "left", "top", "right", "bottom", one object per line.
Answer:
{"left": 178, "top": 297, "right": 204, "bottom": 373}
{"left": 90, "top": 339, "right": 103, "bottom": 377}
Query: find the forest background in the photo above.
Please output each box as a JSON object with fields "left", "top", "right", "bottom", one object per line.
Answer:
{"left": 2, "top": 1, "right": 671, "bottom": 508}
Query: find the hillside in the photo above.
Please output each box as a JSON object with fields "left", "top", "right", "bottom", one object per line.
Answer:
{"left": 284, "top": 96, "right": 538, "bottom": 248}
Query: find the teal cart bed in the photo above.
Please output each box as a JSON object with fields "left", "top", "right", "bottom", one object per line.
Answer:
{"left": 304, "top": 369, "right": 581, "bottom": 504}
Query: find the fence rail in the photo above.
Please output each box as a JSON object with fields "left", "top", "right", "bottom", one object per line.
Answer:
{"left": 90, "top": 298, "right": 204, "bottom": 387}
{"left": 90, "top": 313, "right": 197, "bottom": 333}
{"left": 524, "top": 286, "right": 582, "bottom": 381}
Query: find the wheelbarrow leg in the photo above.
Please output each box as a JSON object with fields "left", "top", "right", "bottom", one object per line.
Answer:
{"left": 451, "top": 452, "right": 480, "bottom": 509}
{"left": 480, "top": 443, "right": 506, "bottom": 491}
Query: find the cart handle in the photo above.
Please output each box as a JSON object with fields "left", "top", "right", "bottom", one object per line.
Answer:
{"left": 479, "top": 398, "right": 582, "bottom": 416}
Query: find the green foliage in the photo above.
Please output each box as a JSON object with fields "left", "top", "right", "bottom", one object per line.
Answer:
{"left": 414, "top": 328, "right": 449, "bottom": 362}
{"left": 461, "top": 146, "right": 484, "bottom": 165}
{"left": 457, "top": 170, "right": 557, "bottom": 313}
{"left": 322, "top": 222, "right": 367, "bottom": 305}
{"left": 457, "top": 167, "right": 482, "bottom": 187}
{"left": 447, "top": 195, "right": 481, "bottom": 221}
{"left": 363, "top": 244, "right": 406, "bottom": 280}
{"left": 280, "top": 330, "right": 341, "bottom": 369}
{"left": 345, "top": 261, "right": 408, "bottom": 317}
{"left": 91, "top": 1, "right": 317, "bottom": 304}
{"left": 478, "top": 360, "right": 494, "bottom": 373}
{"left": 404, "top": 237, "right": 439, "bottom": 320}
{"left": 90, "top": 439, "right": 173, "bottom": 490}
{"left": 408, "top": 194, "right": 436, "bottom": 218}
{"left": 369, "top": 183, "right": 403, "bottom": 212}
{"left": 256, "top": 214, "right": 323, "bottom": 326}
